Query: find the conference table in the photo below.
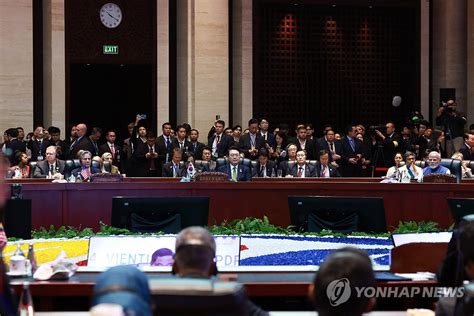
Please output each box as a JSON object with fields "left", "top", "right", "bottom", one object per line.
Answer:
{"left": 5, "top": 177, "right": 474, "bottom": 230}
{"left": 36, "top": 312, "right": 409, "bottom": 315}
{"left": 10, "top": 269, "right": 438, "bottom": 311}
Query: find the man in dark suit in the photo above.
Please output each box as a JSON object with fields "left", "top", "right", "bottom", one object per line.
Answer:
{"left": 217, "top": 147, "right": 251, "bottom": 181}
{"left": 287, "top": 149, "right": 316, "bottom": 178}
{"left": 315, "top": 150, "right": 340, "bottom": 178}
{"left": 459, "top": 133, "right": 474, "bottom": 161}
{"left": 208, "top": 120, "right": 234, "bottom": 158}
{"left": 70, "top": 150, "right": 100, "bottom": 181}
{"left": 252, "top": 148, "right": 276, "bottom": 178}
{"left": 277, "top": 143, "right": 298, "bottom": 177}
{"left": 130, "top": 132, "right": 161, "bottom": 177}
{"left": 374, "top": 122, "right": 402, "bottom": 168}
{"left": 99, "top": 130, "right": 122, "bottom": 167}
{"left": 48, "top": 126, "right": 68, "bottom": 161}
{"left": 259, "top": 118, "right": 276, "bottom": 149}
{"left": 33, "top": 145, "right": 67, "bottom": 179}
{"left": 5, "top": 128, "right": 26, "bottom": 166}
{"left": 162, "top": 148, "right": 185, "bottom": 177}
{"left": 69, "top": 123, "right": 93, "bottom": 159}
{"left": 340, "top": 125, "right": 365, "bottom": 177}
{"left": 238, "top": 118, "right": 266, "bottom": 160}
{"left": 188, "top": 129, "right": 205, "bottom": 160}
{"left": 201, "top": 147, "right": 217, "bottom": 171}
{"left": 156, "top": 122, "right": 174, "bottom": 165}
{"left": 88, "top": 127, "right": 102, "bottom": 157}
{"left": 173, "top": 125, "right": 191, "bottom": 160}
{"left": 289, "top": 125, "right": 317, "bottom": 160}
{"left": 27, "top": 126, "right": 51, "bottom": 162}
{"left": 317, "top": 129, "right": 343, "bottom": 168}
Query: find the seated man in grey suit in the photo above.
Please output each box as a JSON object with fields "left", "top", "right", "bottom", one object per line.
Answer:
{"left": 217, "top": 147, "right": 251, "bottom": 181}
{"left": 33, "top": 145, "right": 67, "bottom": 179}
{"left": 287, "top": 149, "right": 316, "bottom": 178}
{"left": 162, "top": 148, "right": 185, "bottom": 177}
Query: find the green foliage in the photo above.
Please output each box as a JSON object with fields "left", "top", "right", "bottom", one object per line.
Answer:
{"left": 208, "top": 216, "right": 291, "bottom": 235}
{"left": 392, "top": 220, "right": 441, "bottom": 234}
{"left": 26, "top": 218, "right": 442, "bottom": 240}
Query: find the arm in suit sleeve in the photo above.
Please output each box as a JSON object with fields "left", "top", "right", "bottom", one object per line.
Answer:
{"left": 33, "top": 164, "right": 46, "bottom": 178}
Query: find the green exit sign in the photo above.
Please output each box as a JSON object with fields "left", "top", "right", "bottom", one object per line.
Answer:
{"left": 103, "top": 45, "right": 119, "bottom": 55}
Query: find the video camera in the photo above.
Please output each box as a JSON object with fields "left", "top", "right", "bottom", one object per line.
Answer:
{"left": 440, "top": 101, "right": 455, "bottom": 114}
{"left": 368, "top": 125, "right": 385, "bottom": 136}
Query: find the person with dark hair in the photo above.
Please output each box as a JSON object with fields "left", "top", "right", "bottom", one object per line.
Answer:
{"left": 287, "top": 149, "right": 316, "bottom": 178}
{"left": 436, "top": 99, "right": 467, "bottom": 157}
{"left": 252, "top": 148, "right": 276, "bottom": 178}
{"left": 340, "top": 125, "right": 364, "bottom": 177}
{"left": 436, "top": 219, "right": 474, "bottom": 316}
{"left": 88, "top": 127, "right": 102, "bottom": 157}
{"left": 98, "top": 130, "right": 121, "bottom": 167}
{"left": 188, "top": 129, "right": 205, "bottom": 159}
{"left": 259, "top": 119, "right": 276, "bottom": 148}
{"left": 130, "top": 131, "right": 161, "bottom": 177}
{"left": 268, "top": 131, "right": 288, "bottom": 161}
{"left": 238, "top": 118, "right": 266, "bottom": 160}
{"left": 208, "top": 120, "right": 234, "bottom": 158}
{"left": 318, "top": 129, "right": 343, "bottom": 168}
{"left": 150, "top": 248, "right": 174, "bottom": 266}
{"left": 5, "top": 128, "right": 26, "bottom": 166}
{"left": 48, "top": 126, "right": 67, "bottom": 160}
{"left": 310, "top": 247, "right": 376, "bottom": 316}
{"left": 91, "top": 265, "right": 152, "bottom": 316}
{"left": 289, "top": 125, "right": 317, "bottom": 160}
{"left": 71, "top": 150, "right": 100, "bottom": 181}
{"left": 156, "top": 122, "right": 174, "bottom": 165}
{"left": 172, "top": 227, "right": 268, "bottom": 316}
{"left": 232, "top": 125, "right": 242, "bottom": 143}
{"left": 16, "top": 127, "right": 25, "bottom": 142}
{"left": 162, "top": 148, "right": 184, "bottom": 178}
{"left": 173, "top": 125, "right": 191, "bottom": 159}
{"left": 224, "top": 127, "right": 233, "bottom": 137}
{"left": 305, "top": 123, "right": 315, "bottom": 140}
{"left": 182, "top": 123, "right": 192, "bottom": 137}
{"left": 315, "top": 150, "right": 340, "bottom": 178}
{"left": 9, "top": 151, "right": 30, "bottom": 179}
{"left": 201, "top": 146, "right": 216, "bottom": 171}
{"left": 397, "top": 151, "right": 423, "bottom": 182}
{"left": 459, "top": 133, "right": 474, "bottom": 161}
{"left": 217, "top": 147, "right": 251, "bottom": 181}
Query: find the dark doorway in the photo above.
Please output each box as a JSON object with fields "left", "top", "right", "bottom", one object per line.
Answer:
{"left": 69, "top": 64, "right": 154, "bottom": 142}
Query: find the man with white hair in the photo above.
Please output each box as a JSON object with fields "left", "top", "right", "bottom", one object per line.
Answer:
{"left": 423, "top": 151, "right": 451, "bottom": 176}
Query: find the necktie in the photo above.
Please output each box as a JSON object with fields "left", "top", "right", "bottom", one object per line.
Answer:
{"left": 232, "top": 166, "right": 237, "bottom": 181}
{"left": 166, "top": 137, "right": 171, "bottom": 149}
{"left": 297, "top": 167, "right": 303, "bottom": 177}
{"left": 49, "top": 164, "right": 54, "bottom": 175}
{"left": 322, "top": 166, "right": 326, "bottom": 177}
{"left": 149, "top": 146, "right": 156, "bottom": 170}
{"left": 260, "top": 166, "right": 265, "bottom": 177}
{"left": 173, "top": 164, "right": 178, "bottom": 177}
{"left": 330, "top": 142, "right": 334, "bottom": 153}
{"left": 216, "top": 135, "right": 221, "bottom": 144}
{"left": 149, "top": 146, "right": 153, "bottom": 153}
{"left": 110, "top": 144, "right": 115, "bottom": 158}
{"left": 179, "top": 142, "right": 183, "bottom": 149}
{"left": 349, "top": 138, "right": 355, "bottom": 152}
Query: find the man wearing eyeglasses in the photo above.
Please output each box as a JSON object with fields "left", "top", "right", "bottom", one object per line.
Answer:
{"left": 397, "top": 151, "right": 423, "bottom": 182}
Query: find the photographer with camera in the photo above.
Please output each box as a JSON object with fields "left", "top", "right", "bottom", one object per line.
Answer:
{"left": 436, "top": 99, "right": 467, "bottom": 157}
{"left": 372, "top": 122, "right": 401, "bottom": 168}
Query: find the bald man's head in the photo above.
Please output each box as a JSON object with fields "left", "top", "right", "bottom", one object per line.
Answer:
{"left": 76, "top": 124, "right": 87, "bottom": 137}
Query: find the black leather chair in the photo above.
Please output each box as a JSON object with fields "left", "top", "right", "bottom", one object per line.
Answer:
{"left": 194, "top": 160, "right": 210, "bottom": 171}
{"left": 216, "top": 157, "right": 252, "bottom": 172}
{"left": 150, "top": 278, "right": 249, "bottom": 316}
{"left": 28, "top": 161, "right": 38, "bottom": 178}
{"left": 440, "top": 158, "right": 462, "bottom": 183}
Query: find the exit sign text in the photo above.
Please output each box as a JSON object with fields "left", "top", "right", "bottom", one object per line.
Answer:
{"left": 103, "top": 45, "right": 119, "bottom": 55}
